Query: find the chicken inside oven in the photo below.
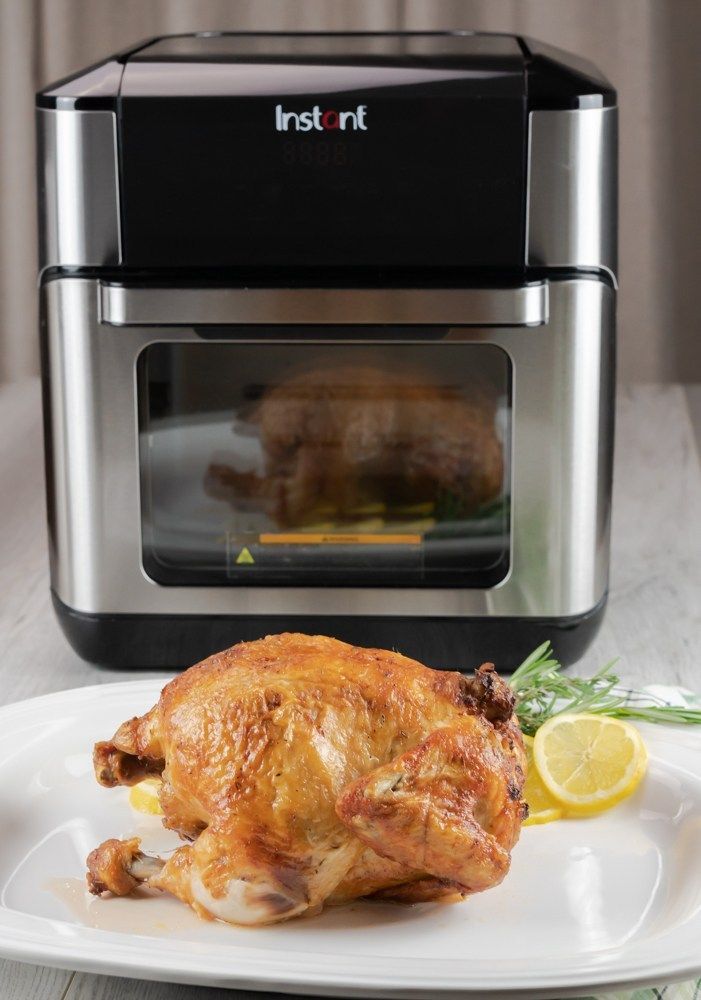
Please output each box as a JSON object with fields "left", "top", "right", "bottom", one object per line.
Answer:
{"left": 204, "top": 365, "right": 504, "bottom": 530}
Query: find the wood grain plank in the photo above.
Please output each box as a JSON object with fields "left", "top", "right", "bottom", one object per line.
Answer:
{"left": 584, "top": 384, "right": 701, "bottom": 691}
{"left": 0, "top": 959, "right": 72, "bottom": 1000}
{"left": 65, "top": 973, "right": 313, "bottom": 999}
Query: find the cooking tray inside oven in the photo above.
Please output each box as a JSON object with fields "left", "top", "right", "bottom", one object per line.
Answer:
{"left": 140, "top": 408, "right": 511, "bottom": 589}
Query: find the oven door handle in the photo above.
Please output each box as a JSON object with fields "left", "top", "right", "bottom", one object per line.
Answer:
{"left": 98, "top": 282, "right": 549, "bottom": 328}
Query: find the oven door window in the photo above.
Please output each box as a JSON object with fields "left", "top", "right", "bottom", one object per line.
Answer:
{"left": 138, "top": 340, "right": 511, "bottom": 587}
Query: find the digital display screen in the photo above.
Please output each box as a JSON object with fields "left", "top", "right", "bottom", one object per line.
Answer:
{"left": 280, "top": 139, "right": 353, "bottom": 168}
{"left": 120, "top": 87, "right": 526, "bottom": 268}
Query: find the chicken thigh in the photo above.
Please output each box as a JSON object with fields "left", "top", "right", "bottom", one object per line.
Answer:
{"left": 87, "top": 633, "right": 526, "bottom": 925}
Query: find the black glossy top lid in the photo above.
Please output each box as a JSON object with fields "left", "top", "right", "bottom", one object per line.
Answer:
{"left": 130, "top": 31, "right": 523, "bottom": 62}
{"left": 37, "top": 31, "right": 615, "bottom": 110}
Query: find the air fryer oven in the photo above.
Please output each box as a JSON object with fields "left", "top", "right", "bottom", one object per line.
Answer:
{"left": 37, "top": 32, "right": 616, "bottom": 670}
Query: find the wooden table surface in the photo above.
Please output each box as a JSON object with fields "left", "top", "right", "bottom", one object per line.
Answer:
{"left": 0, "top": 378, "right": 700, "bottom": 1000}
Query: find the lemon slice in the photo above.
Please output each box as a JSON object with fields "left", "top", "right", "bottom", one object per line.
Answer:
{"left": 521, "top": 734, "right": 564, "bottom": 826}
{"left": 129, "top": 777, "right": 163, "bottom": 815}
{"left": 533, "top": 713, "right": 647, "bottom": 816}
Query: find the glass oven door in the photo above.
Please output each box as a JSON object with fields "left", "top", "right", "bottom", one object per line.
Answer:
{"left": 138, "top": 336, "right": 512, "bottom": 588}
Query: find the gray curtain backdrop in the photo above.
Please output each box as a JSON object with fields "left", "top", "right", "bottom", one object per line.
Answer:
{"left": 1, "top": 0, "right": 700, "bottom": 384}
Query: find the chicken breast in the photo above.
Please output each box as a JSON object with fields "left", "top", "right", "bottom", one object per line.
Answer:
{"left": 87, "top": 633, "right": 526, "bottom": 925}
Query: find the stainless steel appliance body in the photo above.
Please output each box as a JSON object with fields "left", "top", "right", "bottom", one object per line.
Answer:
{"left": 37, "top": 32, "right": 617, "bottom": 669}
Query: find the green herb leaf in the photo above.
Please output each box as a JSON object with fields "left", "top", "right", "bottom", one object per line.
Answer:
{"left": 510, "top": 642, "right": 701, "bottom": 735}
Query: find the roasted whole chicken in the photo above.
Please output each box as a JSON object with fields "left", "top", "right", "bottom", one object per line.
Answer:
{"left": 87, "top": 634, "right": 526, "bottom": 926}
{"left": 205, "top": 365, "right": 503, "bottom": 527}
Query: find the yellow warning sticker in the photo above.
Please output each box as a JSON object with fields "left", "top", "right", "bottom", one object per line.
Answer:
{"left": 259, "top": 533, "right": 421, "bottom": 546}
{"left": 235, "top": 546, "right": 255, "bottom": 564}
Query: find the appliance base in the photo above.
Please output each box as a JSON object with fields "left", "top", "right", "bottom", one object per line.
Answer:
{"left": 52, "top": 591, "right": 606, "bottom": 673}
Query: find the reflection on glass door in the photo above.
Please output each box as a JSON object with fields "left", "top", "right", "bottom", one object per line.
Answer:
{"left": 138, "top": 337, "right": 511, "bottom": 588}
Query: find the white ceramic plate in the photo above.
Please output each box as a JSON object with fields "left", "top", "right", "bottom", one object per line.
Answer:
{"left": 1, "top": 680, "right": 701, "bottom": 998}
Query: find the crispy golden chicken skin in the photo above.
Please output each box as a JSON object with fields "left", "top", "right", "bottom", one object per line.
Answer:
{"left": 87, "top": 634, "right": 526, "bottom": 925}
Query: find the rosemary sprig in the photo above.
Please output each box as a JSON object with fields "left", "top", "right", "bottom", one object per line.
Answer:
{"left": 510, "top": 641, "right": 701, "bottom": 736}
